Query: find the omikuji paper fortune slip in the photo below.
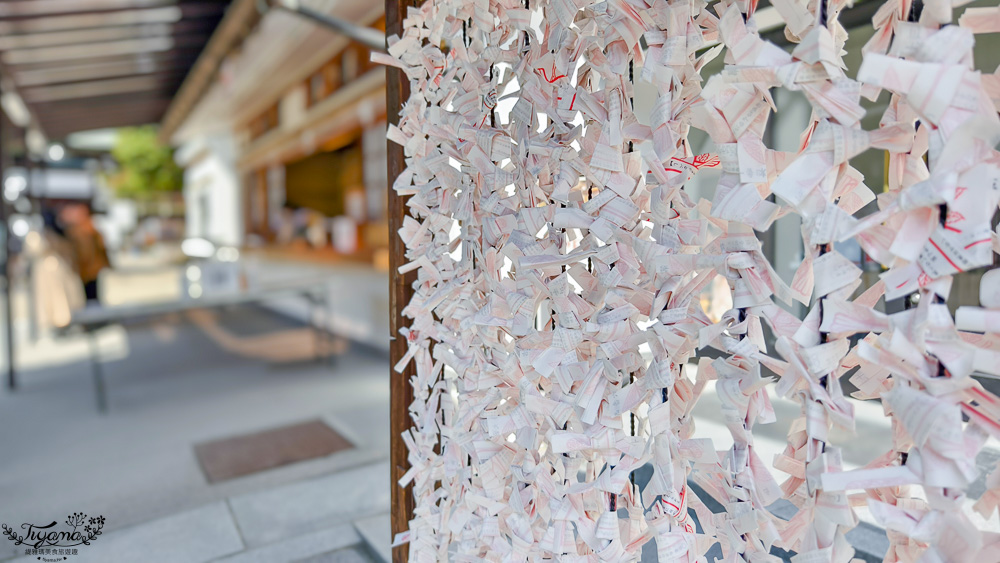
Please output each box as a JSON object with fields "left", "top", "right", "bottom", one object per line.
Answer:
{"left": 379, "top": 0, "right": 1000, "bottom": 560}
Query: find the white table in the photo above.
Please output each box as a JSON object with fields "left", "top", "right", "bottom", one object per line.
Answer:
{"left": 70, "top": 279, "right": 332, "bottom": 413}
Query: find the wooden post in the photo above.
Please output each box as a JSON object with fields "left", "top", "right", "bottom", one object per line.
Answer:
{"left": 385, "top": 1, "right": 415, "bottom": 561}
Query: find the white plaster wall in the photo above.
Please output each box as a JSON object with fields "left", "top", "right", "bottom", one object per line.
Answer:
{"left": 180, "top": 136, "right": 244, "bottom": 247}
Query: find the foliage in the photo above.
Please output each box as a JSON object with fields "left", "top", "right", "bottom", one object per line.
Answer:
{"left": 106, "top": 126, "right": 182, "bottom": 198}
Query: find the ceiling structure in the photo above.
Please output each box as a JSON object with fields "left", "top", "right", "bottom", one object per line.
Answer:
{"left": 0, "top": 0, "right": 232, "bottom": 141}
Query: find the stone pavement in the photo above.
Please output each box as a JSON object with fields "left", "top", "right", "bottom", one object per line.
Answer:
{"left": 0, "top": 306, "right": 391, "bottom": 563}
{"left": 2, "top": 471, "right": 389, "bottom": 563}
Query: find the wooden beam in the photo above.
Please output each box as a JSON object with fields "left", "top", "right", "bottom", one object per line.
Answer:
{"left": 39, "top": 106, "right": 168, "bottom": 124}
{"left": 40, "top": 112, "right": 163, "bottom": 137}
{"left": 0, "top": 0, "right": 227, "bottom": 19}
{"left": 36, "top": 95, "right": 172, "bottom": 135}
{"left": 7, "top": 47, "right": 204, "bottom": 72}
{"left": 13, "top": 53, "right": 198, "bottom": 87}
{"left": 0, "top": 7, "right": 181, "bottom": 35}
{"left": 2, "top": 31, "right": 215, "bottom": 66}
{"left": 0, "top": 0, "right": 173, "bottom": 18}
{"left": 39, "top": 112, "right": 168, "bottom": 129}
{"left": 237, "top": 73, "right": 386, "bottom": 171}
{"left": 0, "top": 3, "right": 224, "bottom": 35}
{"left": 0, "top": 18, "right": 219, "bottom": 51}
{"left": 0, "top": 23, "right": 168, "bottom": 51}
{"left": 21, "top": 72, "right": 185, "bottom": 102}
{"left": 4, "top": 36, "right": 174, "bottom": 65}
{"left": 158, "top": 0, "right": 261, "bottom": 141}
{"left": 32, "top": 91, "right": 173, "bottom": 112}
{"left": 386, "top": 1, "right": 415, "bottom": 562}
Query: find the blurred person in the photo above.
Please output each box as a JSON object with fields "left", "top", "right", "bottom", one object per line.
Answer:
{"left": 26, "top": 209, "right": 84, "bottom": 330}
{"left": 60, "top": 203, "right": 111, "bottom": 303}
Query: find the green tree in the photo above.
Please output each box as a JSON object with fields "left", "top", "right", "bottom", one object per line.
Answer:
{"left": 107, "top": 126, "right": 182, "bottom": 198}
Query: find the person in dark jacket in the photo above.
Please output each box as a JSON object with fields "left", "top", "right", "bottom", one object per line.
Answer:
{"left": 59, "top": 203, "right": 110, "bottom": 303}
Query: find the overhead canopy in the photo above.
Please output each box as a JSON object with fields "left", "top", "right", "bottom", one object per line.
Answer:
{"left": 0, "top": 0, "right": 231, "bottom": 140}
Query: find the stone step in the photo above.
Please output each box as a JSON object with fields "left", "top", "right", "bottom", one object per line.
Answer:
{"left": 227, "top": 461, "right": 390, "bottom": 549}
{"left": 353, "top": 513, "right": 390, "bottom": 563}
{"left": 295, "top": 546, "right": 373, "bottom": 563}
{"left": 213, "top": 523, "right": 363, "bottom": 563}
{"left": 4, "top": 502, "right": 243, "bottom": 563}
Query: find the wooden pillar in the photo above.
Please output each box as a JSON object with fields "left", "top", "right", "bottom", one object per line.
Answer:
{"left": 385, "top": 1, "right": 415, "bottom": 561}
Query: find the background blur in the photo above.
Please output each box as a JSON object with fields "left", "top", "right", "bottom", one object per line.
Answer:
{"left": 0, "top": 1, "right": 996, "bottom": 563}
{"left": 0, "top": 2, "right": 393, "bottom": 563}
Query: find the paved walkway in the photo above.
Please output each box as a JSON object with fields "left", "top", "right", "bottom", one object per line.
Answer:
{"left": 0, "top": 306, "right": 391, "bottom": 563}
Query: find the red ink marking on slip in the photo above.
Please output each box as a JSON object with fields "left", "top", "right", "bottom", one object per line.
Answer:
{"left": 659, "top": 486, "right": 687, "bottom": 517}
{"left": 965, "top": 239, "right": 991, "bottom": 249}
{"left": 665, "top": 153, "right": 721, "bottom": 175}
{"left": 459, "top": 113, "right": 490, "bottom": 140}
{"left": 829, "top": 313, "right": 852, "bottom": 331}
{"left": 955, "top": 187, "right": 968, "bottom": 199}
{"left": 536, "top": 66, "right": 567, "bottom": 83}
{"left": 944, "top": 211, "right": 964, "bottom": 233}
{"left": 692, "top": 153, "right": 721, "bottom": 168}
{"left": 569, "top": 92, "right": 576, "bottom": 110}
{"left": 929, "top": 238, "right": 962, "bottom": 271}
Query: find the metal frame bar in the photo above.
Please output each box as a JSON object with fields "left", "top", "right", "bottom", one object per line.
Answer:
{"left": 0, "top": 93, "right": 14, "bottom": 392}
{"left": 386, "top": 0, "right": 415, "bottom": 560}
{"left": 267, "top": 1, "right": 387, "bottom": 52}
{"left": 87, "top": 326, "right": 107, "bottom": 412}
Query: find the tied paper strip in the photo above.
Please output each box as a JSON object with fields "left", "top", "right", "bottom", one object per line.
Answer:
{"left": 379, "top": 0, "right": 1000, "bottom": 560}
